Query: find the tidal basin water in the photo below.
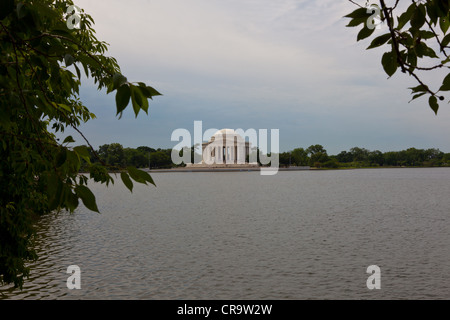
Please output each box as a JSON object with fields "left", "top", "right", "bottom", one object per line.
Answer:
{"left": 1, "top": 168, "right": 450, "bottom": 299}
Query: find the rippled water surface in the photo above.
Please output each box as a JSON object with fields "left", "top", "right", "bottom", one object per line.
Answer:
{"left": 1, "top": 168, "right": 450, "bottom": 299}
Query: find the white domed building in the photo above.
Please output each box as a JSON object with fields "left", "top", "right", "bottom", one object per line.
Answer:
{"left": 188, "top": 129, "right": 258, "bottom": 168}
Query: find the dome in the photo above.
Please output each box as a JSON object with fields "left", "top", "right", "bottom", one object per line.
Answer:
{"left": 213, "top": 129, "right": 236, "bottom": 137}
{"left": 209, "top": 128, "right": 244, "bottom": 143}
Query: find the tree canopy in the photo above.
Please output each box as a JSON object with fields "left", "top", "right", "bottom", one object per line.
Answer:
{"left": 0, "top": 0, "right": 160, "bottom": 288}
{"left": 345, "top": 0, "right": 450, "bottom": 114}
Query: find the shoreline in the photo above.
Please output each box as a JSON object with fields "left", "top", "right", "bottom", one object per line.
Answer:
{"left": 140, "top": 166, "right": 450, "bottom": 173}
{"left": 143, "top": 166, "right": 450, "bottom": 173}
{"left": 145, "top": 166, "right": 311, "bottom": 173}
{"left": 78, "top": 166, "right": 450, "bottom": 174}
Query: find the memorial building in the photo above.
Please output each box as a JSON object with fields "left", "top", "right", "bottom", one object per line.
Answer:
{"left": 187, "top": 129, "right": 259, "bottom": 168}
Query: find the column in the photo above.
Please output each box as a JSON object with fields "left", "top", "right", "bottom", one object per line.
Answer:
{"left": 205, "top": 145, "right": 212, "bottom": 164}
{"left": 214, "top": 146, "right": 217, "bottom": 164}
{"left": 237, "top": 143, "right": 243, "bottom": 164}
{"left": 230, "top": 144, "right": 234, "bottom": 164}
{"left": 217, "top": 146, "right": 221, "bottom": 164}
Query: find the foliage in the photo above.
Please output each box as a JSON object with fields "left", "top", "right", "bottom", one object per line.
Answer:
{"left": 322, "top": 159, "right": 339, "bottom": 168}
{"left": 345, "top": 0, "right": 450, "bottom": 114}
{"left": 94, "top": 144, "right": 175, "bottom": 169}
{"left": 335, "top": 146, "right": 446, "bottom": 167}
{"left": 278, "top": 144, "right": 448, "bottom": 168}
{"left": 0, "top": 0, "right": 160, "bottom": 288}
{"left": 98, "top": 143, "right": 126, "bottom": 168}
{"left": 291, "top": 148, "right": 309, "bottom": 166}
{"left": 306, "top": 144, "right": 329, "bottom": 166}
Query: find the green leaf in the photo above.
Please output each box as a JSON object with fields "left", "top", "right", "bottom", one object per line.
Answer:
{"left": 367, "top": 33, "right": 391, "bottom": 49}
{"left": 415, "top": 42, "right": 438, "bottom": 58}
{"left": 346, "top": 17, "right": 367, "bottom": 28}
{"left": 74, "top": 64, "right": 81, "bottom": 80}
{"left": 397, "top": 4, "right": 415, "bottom": 30}
{"left": 121, "top": 172, "right": 133, "bottom": 192}
{"left": 73, "top": 145, "right": 91, "bottom": 164}
{"left": 440, "top": 16, "right": 450, "bottom": 34}
{"left": 132, "top": 85, "right": 143, "bottom": 106}
{"left": 142, "top": 85, "right": 162, "bottom": 98}
{"left": 437, "top": 1, "right": 449, "bottom": 17}
{"left": 66, "top": 190, "right": 79, "bottom": 213}
{"left": 80, "top": 58, "right": 90, "bottom": 78}
{"left": 63, "top": 136, "right": 75, "bottom": 144}
{"left": 344, "top": 7, "right": 371, "bottom": 28}
{"left": 426, "top": 1, "right": 439, "bottom": 25}
{"left": 66, "top": 149, "right": 81, "bottom": 172}
{"left": 357, "top": 26, "right": 375, "bottom": 41}
{"left": 56, "top": 148, "right": 67, "bottom": 167}
{"left": 381, "top": 51, "right": 398, "bottom": 77}
{"left": 48, "top": 173, "right": 63, "bottom": 210}
{"left": 75, "top": 185, "right": 99, "bottom": 213}
{"left": 136, "top": 82, "right": 162, "bottom": 99}
{"left": 116, "top": 84, "right": 131, "bottom": 115}
{"left": 130, "top": 85, "right": 144, "bottom": 117}
{"left": 140, "top": 90, "right": 149, "bottom": 114}
{"left": 148, "top": 86, "right": 162, "bottom": 96}
{"left": 409, "top": 92, "right": 426, "bottom": 102}
{"left": 441, "top": 34, "right": 450, "bottom": 49}
{"left": 127, "top": 166, "right": 156, "bottom": 186}
{"left": 418, "top": 30, "right": 435, "bottom": 39}
{"left": 439, "top": 73, "right": 450, "bottom": 91}
{"left": 89, "top": 163, "right": 112, "bottom": 186}
{"left": 57, "top": 103, "right": 72, "bottom": 112}
{"left": 411, "top": 4, "right": 426, "bottom": 29}
{"left": 64, "top": 54, "right": 74, "bottom": 67}
{"left": 112, "top": 73, "right": 128, "bottom": 90}
{"left": 429, "top": 95, "right": 439, "bottom": 115}
{"left": 106, "top": 82, "right": 114, "bottom": 94}
{"left": 409, "top": 84, "right": 429, "bottom": 93}
{"left": 134, "top": 86, "right": 150, "bottom": 113}
{"left": 407, "top": 50, "right": 417, "bottom": 71}
{"left": 344, "top": 7, "right": 369, "bottom": 19}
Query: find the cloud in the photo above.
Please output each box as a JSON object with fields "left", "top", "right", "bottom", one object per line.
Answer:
{"left": 68, "top": 0, "right": 450, "bottom": 154}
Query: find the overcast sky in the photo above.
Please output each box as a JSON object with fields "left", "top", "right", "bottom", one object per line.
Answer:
{"left": 65, "top": 0, "right": 450, "bottom": 155}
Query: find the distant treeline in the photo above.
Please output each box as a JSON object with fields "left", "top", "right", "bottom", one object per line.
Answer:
{"left": 278, "top": 145, "right": 450, "bottom": 168}
{"left": 82, "top": 143, "right": 450, "bottom": 170}
{"left": 84, "top": 143, "right": 174, "bottom": 170}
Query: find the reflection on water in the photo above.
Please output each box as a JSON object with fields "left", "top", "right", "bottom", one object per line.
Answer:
{"left": 1, "top": 168, "right": 450, "bottom": 299}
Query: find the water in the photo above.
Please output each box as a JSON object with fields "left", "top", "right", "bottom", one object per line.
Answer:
{"left": 1, "top": 168, "right": 450, "bottom": 299}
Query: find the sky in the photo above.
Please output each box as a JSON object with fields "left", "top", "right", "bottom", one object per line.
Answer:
{"left": 62, "top": 0, "right": 450, "bottom": 155}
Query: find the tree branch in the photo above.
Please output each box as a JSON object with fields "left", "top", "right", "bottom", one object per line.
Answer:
{"left": 379, "top": 0, "right": 407, "bottom": 73}
{"left": 347, "top": 0, "right": 364, "bottom": 8}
